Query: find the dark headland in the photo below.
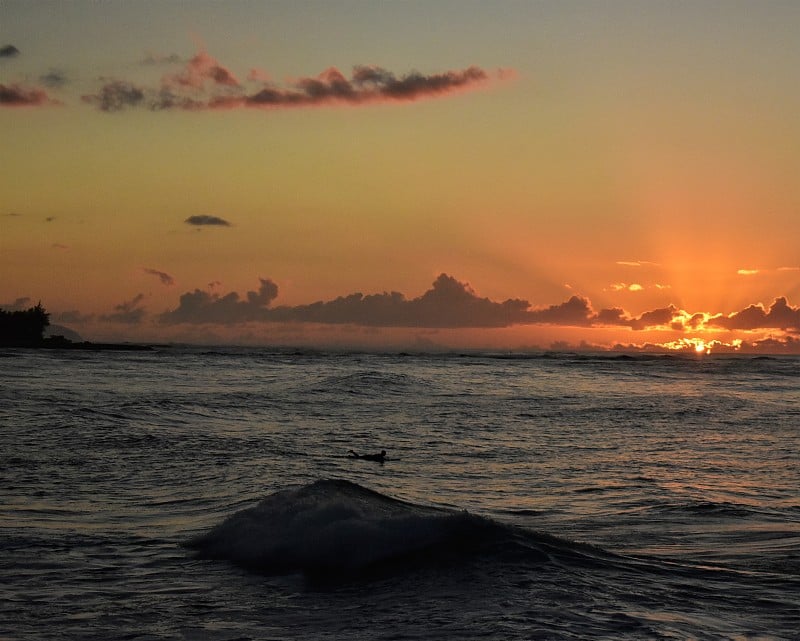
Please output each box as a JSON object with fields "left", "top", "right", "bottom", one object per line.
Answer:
{"left": 0, "top": 303, "right": 152, "bottom": 351}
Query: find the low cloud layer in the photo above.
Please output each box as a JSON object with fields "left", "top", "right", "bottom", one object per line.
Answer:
{"left": 100, "top": 294, "right": 147, "bottom": 325}
{"left": 160, "top": 278, "right": 278, "bottom": 324}
{"left": 156, "top": 273, "right": 800, "bottom": 334}
{"left": 81, "top": 48, "right": 505, "bottom": 113}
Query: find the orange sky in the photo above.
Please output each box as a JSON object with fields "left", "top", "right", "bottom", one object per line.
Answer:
{"left": 2, "top": 2, "right": 799, "bottom": 352}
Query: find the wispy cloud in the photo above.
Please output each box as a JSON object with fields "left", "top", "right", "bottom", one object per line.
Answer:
{"left": 39, "top": 69, "right": 68, "bottom": 89}
{"left": 100, "top": 293, "right": 147, "bottom": 325}
{"left": 616, "top": 260, "right": 660, "bottom": 268}
{"left": 82, "top": 48, "right": 508, "bottom": 113}
{"left": 164, "top": 49, "right": 240, "bottom": 90}
{"left": 143, "top": 268, "right": 175, "bottom": 286}
{"left": 81, "top": 80, "right": 145, "bottom": 112}
{"left": 608, "top": 282, "right": 644, "bottom": 292}
{"left": 140, "top": 51, "right": 183, "bottom": 66}
{"left": 185, "top": 215, "right": 231, "bottom": 227}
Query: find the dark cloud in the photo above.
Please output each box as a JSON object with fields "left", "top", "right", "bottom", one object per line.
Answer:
{"left": 185, "top": 215, "right": 232, "bottom": 227}
{"left": 152, "top": 271, "right": 800, "bottom": 334}
{"left": 100, "top": 293, "right": 147, "bottom": 325}
{"left": 708, "top": 297, "right": 800, "bottom": 331}
{"left": 628, "top": 305, "right": 679, "bottom": 331}
{"left": 269, "top": 273, "right": 531, "bottom": 328}
{"left": 83, "top": 48, "right": 504, "bottom": 112}
{"left": 0, "top": 45, "right": 20, "bottom": 58}
{"left": 160, "top": 274, "right": 530, "bottom": 328}
{"left": 160, "top": 279, "right": 278, "bottom": 325}
{"left": 144, "top": 268, "right": 175, "bottom": 286}
{"left": 528, "top": 296, "right": 594, "bottom": 326}
{"left": 0, "top": 83, "right": 56, "bottom": 107}
{"left": 81, "top": 80, "right": 145, "bottom": 112}
{"left": 234, "top": 65, "right": 491, "bottom": 109}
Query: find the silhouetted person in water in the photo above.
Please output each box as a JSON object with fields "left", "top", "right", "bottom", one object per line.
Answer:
{"left": 348, "top": 449, "right": 386, "bottom": 463}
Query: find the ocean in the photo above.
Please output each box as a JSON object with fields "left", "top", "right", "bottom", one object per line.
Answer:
{"left": 1, "top": 347, "right": 798, "bottom": 640}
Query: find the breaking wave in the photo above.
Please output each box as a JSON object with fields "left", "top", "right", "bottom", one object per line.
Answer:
{"left": 186, "top": 479, "right": 610, "bottom": 579}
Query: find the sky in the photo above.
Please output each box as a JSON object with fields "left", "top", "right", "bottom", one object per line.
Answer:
{"left": 2, "top": 0, "right": 799, "bottom": 352}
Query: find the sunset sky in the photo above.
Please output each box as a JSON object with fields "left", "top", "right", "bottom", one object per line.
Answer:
{"left": 2, "top": 1, "right": 799, "bottom": 351}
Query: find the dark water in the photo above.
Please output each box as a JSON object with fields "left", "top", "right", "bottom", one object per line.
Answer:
{"left": 1, "top": 347, "right": 799, "bottom": 640}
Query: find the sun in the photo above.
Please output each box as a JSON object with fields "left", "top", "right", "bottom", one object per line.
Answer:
{"left": 693, "top": 340, "right": 711, "bottom": 355}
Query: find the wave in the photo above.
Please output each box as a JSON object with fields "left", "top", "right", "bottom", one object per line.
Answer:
{"left": 312, "top": 370, "right": 422, "bottom": 396}
{"left": 186, "top": 479, "right": 612, "bottom": 579}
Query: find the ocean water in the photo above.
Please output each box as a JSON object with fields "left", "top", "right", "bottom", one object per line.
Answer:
{"left": 1, "top": 347, "right": 799, "bottom": 640}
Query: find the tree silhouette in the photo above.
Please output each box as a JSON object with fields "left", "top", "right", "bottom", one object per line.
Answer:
{"left": 0, "top": 302, "right": 50, "bottom": 346}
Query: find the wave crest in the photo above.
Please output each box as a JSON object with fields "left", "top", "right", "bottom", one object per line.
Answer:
{"left": 187, "top": 479, "right": 506, "bottom": 577}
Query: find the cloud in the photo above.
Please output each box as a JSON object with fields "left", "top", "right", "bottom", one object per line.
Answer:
{"left": 737, "top": 268, "right": 759, "bottom": 276}
{"left": 164, "top": 49, "right": 240, "bottom": 89}
{"left": 184, "top": 214, "right": 231, "bottom": 227}
{"left": 160, "top": 278, "right": 278, "bottom": 324}
{"left": 228, "top": 65, "right": 492, "bottom": 110}
{"left": 0, "top": 45, "right": 20, "bottom": 58}
{"left": 39, "top": 69, "right": 68, "bottom": 88}
{"left": 81, "top": 80, "right": 145, "bottom": 112}
{"left": 141, "top": 51, "right": 183, "bottom": 65}
{"left": 151, "top": 271, "right": 800, "bottom": 334}
{"left": 157, "top": 274, "right": 705, "bottom": 330}
{"left": 708, "top": 297, "right": 800, "bottom": 331}
{"left": 160, "top": 274, "right": 529, "bottom": 327}
{"left": 82, "top": 48, "right": 506, "bottom": 112}
{"left": 1, "top": 297, "right": 31, "bottom": 310}
{"left": 100, "top": 293, "right": 147, "bottom": 325}
{"left": 58, "top": 310, "right": 95, "bottom": 324}
{"left": 609, "top": 282, "right": 644, "bottom": 292}
{"left": 527, "top": 296, "right": 595, "bottom": 326}
{"left": 144, "top": 268, "right": 175, "bottom": 286}
{"left": 0, "top": 83, "right": 58, "bottom": 107}
{"left": 616, "top": 260, "right": 660, "bottom": 268}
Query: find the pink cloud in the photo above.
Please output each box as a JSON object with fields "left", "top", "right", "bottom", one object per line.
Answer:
{"left": 164, "top": 49, "right": 240, "bottom": 90}
{"left": 83, "top": 50, "right": 508, "bottom": 112}
{"left": 0, "top": 83, "right": 58, "bottom": 107}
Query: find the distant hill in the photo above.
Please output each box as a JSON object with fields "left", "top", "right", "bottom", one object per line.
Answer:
{"left": 44, "top": 324, "right": 83, "bottom": 343}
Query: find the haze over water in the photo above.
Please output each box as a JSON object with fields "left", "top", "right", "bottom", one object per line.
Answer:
{"left": 2, "top": 347, "right": 798, "bottom": 639}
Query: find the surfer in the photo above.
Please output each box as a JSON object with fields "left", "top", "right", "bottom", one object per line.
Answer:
{"left": 348, "top": 449, "right": 386, "bottom": 463}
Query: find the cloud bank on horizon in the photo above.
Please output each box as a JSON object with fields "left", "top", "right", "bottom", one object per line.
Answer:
{"left": 142, "top": 273, "right": 800, "bottom": 337}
